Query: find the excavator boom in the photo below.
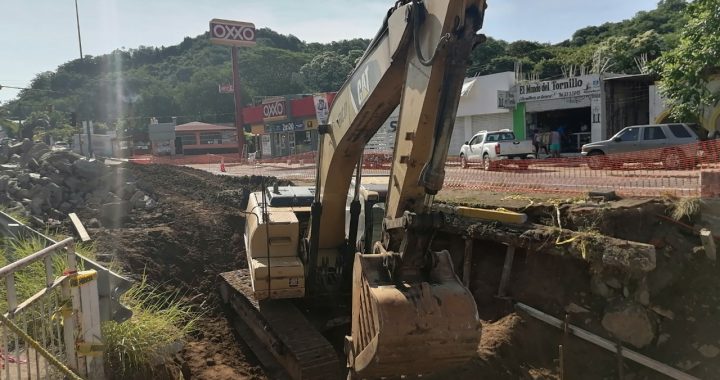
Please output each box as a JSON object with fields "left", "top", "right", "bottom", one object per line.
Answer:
{"left": 310, "top": 0, "right": 488, "bottom": 377}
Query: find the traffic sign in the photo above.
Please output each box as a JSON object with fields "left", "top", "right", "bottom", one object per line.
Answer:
{"left": 209, "top": 19, "right": 257, "bottom": 47}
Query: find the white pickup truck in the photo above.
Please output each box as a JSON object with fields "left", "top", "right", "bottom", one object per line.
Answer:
{"left": 459, "top": 129, "right": 534, "bottom": 170}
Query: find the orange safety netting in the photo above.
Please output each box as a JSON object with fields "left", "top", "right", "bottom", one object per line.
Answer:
{"left": 130, "top": 140, "right": 720, "bottom": 198}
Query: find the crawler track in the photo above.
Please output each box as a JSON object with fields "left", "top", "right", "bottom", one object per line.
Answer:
{"left": 219, "top": 270, "right": 342, "bottom": 380}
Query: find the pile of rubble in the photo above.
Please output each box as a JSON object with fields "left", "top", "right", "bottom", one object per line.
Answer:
{"left": 0, "top": 139, "right": 155, "bottom": 228}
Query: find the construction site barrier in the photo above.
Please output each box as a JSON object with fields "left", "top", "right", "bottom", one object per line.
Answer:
{"left": 130, "top": 140, "right": 720, "bottom": 198}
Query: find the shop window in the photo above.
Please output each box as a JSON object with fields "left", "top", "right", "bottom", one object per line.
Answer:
{"left": 668, "top": 124, "right": 691, "bottom": 138}
{"left": 643, "top": 127, "right": 666, "bottom": 140}
{"left": 199, "top": 132, "right": 222, "bottom": 144}
{"left": 178, "top": 134, "right": 197, "bottom": 145}
{"left": 221, "top": 132, "right": 236, "bottom": 144}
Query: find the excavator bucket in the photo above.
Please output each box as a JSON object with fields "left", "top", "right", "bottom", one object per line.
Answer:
{"left": 346, "top": 251, "right": 480, "bottom": 378}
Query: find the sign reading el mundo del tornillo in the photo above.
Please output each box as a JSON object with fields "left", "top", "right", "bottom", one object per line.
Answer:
{"left": 516, "top": 74, "right": 601, "bottom": 102}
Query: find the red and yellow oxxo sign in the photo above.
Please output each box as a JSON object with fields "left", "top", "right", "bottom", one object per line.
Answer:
{"left": 262, "top": 97, "right": 288, "bottom": 122}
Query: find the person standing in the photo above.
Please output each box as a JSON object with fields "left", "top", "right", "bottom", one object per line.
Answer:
{"left": 550, "top": 129, "right": 562, "bottom": 158}
{"left": 531, "top": 128, "right": 541, "bottom": 158}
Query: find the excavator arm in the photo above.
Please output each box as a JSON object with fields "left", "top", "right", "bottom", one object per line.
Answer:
{"left": 307, "top": 0, "right": 488, "bottom": 377}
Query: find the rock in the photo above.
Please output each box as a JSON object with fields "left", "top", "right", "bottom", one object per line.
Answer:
{"left": 693, "top": 246, "right": 705, "bottom": 256}
{"left": 72, "top": 159, "right": 104, "bottom": 179}
{"left": 87, "top": 218, "right": 101, "bottom": 228}
{"left": 591, "top": 275, "right": 612, "bottom": 298}
{"left": 58, "top": 202, "right": 72, "bottom": 213}
{"left": 650, "top": 306, "right": 675, "bottom": 320}
{"left": 206, "top": 359, "right": 216, "bottom": 366}
{"left": 100, "top": 201, "right": 130, "bottom": 227}
{"left": 0, "top": 176, "right": 9, "bottom": 192}
{"left": 601, "top": 300, "right": 656, "bottom": 348}
{"left": 657, "top": 333, "right": 670, "bottom": 346}
{"left": 635, "top": 289, "right": 650, "bottom": 306}
{"left": 698, "top": 344, "right": 720, "bottom": 358}
{"left": 676, "top": 360, "right": 701, "bottom": 371}
{"left": 144, "top": 196, "right": 157, "bottom": 210}
{"left": 63, "top": 176, "right": 83, "bottom": 192}
{"left": 129, "top": 191, "right": 146, "bottom": 209}
{"left": 565, "top": 303, "right": 590, "bottom": 314}
{"left": 16, "top": 173, "right": 31, "bottom": 188}
{"left": 606, "top": 277, "right": 623, "bottom": 289}
{"left": 47, "top": 183, "right": 63, "bottom": 208}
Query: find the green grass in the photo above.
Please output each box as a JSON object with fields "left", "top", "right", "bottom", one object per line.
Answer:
{"left": 0, "top": 235, "right": 201, "bottom": 379}
{"left": 101, "top": 276, "right": 204, "bottom": 378}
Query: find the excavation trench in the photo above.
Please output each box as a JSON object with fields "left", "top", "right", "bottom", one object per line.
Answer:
{"left": 81, "top": 164, "right": 718, "bottom": 380}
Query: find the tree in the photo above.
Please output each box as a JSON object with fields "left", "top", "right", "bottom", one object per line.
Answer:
{"left": 652, "top": 0, "right": 720, "bottom": 121}
{"left": 300, "top": 51, "right": 354, "bottom": 92}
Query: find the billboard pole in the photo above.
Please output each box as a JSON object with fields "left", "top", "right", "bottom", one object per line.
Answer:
{"left": 231, "top": 46, "right": 244, "bottom": 160}
{"left": 209, "top": 18, "right": 256, "bottom": 162}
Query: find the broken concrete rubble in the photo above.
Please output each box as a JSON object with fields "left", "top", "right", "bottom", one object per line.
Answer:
{"left": 0, "top": 139, "right": 155, "bottom": 228}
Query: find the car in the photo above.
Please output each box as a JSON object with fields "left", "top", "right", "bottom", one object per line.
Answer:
{"left": 459, "top": 129, "right": 534, "bottom": 170}
{"left": 51, "top": 142, "right": 70, "bottom": 152}
{"left": 581, "top": 123, "right": 706, "bottom": 170}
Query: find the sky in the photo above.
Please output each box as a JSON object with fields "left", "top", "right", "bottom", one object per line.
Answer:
{"left": 0, "top": 0, "right": 660, "bottom": 104}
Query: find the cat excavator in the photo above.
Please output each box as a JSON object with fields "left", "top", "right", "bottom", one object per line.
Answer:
{"left": 220, "top": 0, "right": 490, "bottom": 378}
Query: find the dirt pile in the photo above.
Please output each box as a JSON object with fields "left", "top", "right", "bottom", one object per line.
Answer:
{"left": 83, "top": 164, "right": 288, "bottom": 379}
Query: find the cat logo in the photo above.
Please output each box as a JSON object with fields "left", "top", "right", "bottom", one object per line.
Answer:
{"left": 350, "top": 61, "right": 381, "bottom": 112}
{"left": 356, "top": 66, "right": 371, "bottom": 109}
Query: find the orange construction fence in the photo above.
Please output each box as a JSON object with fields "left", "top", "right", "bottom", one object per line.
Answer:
{"left": 130, "top": 140, "right": 720, "bottom": 198}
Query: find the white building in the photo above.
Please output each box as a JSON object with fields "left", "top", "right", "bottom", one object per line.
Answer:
{"left": 450, "top": 72, "right": 516, "bottom": 155}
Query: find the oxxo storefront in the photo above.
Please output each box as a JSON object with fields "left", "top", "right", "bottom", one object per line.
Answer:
{"left": 511, "top": 74, "right": 602, "bottom": 153}
{"left": 243, "top": 93, "right": 336, "bottom": 158}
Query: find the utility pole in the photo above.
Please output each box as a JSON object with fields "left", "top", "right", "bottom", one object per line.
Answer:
{"left": 74, "top": 0, "right": 84, "bottom": 60}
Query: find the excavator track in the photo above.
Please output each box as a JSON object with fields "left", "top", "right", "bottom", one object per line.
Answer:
{"left": 219, "top": 270, "right": 343, "bottom": 380}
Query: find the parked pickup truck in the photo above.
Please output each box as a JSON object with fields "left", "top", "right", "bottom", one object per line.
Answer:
{"left": 459, "top": 130, "right": 534, "bottom": 170}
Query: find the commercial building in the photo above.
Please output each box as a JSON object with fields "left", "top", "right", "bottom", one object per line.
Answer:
{"left": 449, "top": 72, "right": 516, "bottom": 155}
{"left": 243, "top": 93, "right": 336, "bottom": 158}
{"left": 174, "top": 121, "right": 238, "bottom": 155}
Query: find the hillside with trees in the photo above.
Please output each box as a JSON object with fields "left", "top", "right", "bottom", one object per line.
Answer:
{"left": 0, "top": 0, "right": 689, "bottom": 139}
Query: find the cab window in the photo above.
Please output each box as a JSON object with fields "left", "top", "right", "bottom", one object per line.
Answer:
{"left": 617, "top": 127, "right": 639, "bottom": 141}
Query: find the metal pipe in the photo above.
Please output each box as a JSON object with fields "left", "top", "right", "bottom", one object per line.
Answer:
{"left": 0, "top": 238, "right": 74, "bottom": 279}
{"left": 516, "top": 303, "right": 701, "bottom": 380}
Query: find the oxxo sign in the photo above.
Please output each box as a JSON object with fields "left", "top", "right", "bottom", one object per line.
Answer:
{"left": 262, "top": 98, "right": 288, "bottom": 122}
{"left": 209, "top": 19, "right": 256, "bottom": 47}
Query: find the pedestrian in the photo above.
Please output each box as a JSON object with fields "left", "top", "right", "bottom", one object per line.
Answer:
{"left": 550, "top": 129, "right": 562, "bottom": 158}
{"left": 531, "top": 128, "right": 541, "bottom": 158}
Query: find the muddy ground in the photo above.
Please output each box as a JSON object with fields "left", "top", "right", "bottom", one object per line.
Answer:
{"left": 79, "top": 164, "right": 719, "bottom": 380}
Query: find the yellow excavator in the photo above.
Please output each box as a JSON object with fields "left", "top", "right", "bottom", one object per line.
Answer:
{"left": 220, "top": 0, "right": 489, "bottom": 378}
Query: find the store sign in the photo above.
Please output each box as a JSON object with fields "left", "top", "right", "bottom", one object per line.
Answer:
{"left": 209, "top": 19, "right": 256, "bottom": 47}
{"left": 262, "top": 97, "right": 288, "bottom": 122}
{"left": 261, "top": 135, "right": 272, "bottom": 155}
{"left": 497, "top": 90, "right": 516, "bottom": 109}
{"left": 517, "top": 74, "right": 600, "bottom": 102}
{"left": 313, "top": 94, "right": 329, "bottom": 124}
{"left": 218, "top": 83, "right": 234, "bottom": 94}
{"left": 265, "top": 121, "right": 304, "bottom": 134}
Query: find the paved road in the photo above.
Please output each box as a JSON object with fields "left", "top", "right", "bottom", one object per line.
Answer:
{"left": 189, "top": 160, "right": 704, "bottom": 197}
